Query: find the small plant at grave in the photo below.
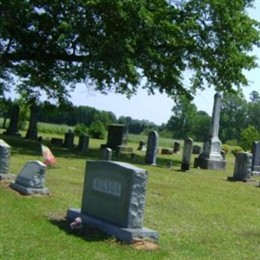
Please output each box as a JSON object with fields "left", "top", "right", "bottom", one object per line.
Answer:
{"left": 221, "top": 144, "right": 230, "bottom": 154}
{"left": 231, "top": 146, "right": 244, "bottom": 157}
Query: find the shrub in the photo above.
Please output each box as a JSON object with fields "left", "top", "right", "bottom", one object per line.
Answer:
{"left": 74, "top": 123, "right": 88, "bottom": 136}
{"left": 240, "top": 125, "right": 260, "bottom": 151}
{"left": 231, "top": 146, "right": 244, "bottom": 157}
{"left": 221, "top": 144, "right": 230, "bottom": 154}
{"left": 225, "top": 139, "right": 238, "bottom": 146}
{"left": 88, "top": 121, "right": 106, "bottom": 139}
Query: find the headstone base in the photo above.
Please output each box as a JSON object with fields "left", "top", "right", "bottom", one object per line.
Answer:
{"left": 0, "top": 173, "right": 15, "bottom": 181}
{"left": 10, "top": 182, "right": 49, "bottom": 195}
{"left": 181, "top": 163, "right": 190, "bottom": 171}
{"left": 117, "top": 145, "right": 133, "bottom": 154}
{"left": 3, "top": 131, "right": 21, "bottom": 137}
{"left": 227, "top": 176, "right": 256, "bottom": 182}
{"left": 252, "top": 166, "right": 260, "bottom": 175}
{"left": 66, "top": 208, "right": 159, "bottom": 244}
{"left": 194, "top": 157, "right": 226, "bottom": 170}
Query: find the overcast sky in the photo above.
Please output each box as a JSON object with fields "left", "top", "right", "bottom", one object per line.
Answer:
{"left": 69, "top": 3, "right": 260, "bottom": 125}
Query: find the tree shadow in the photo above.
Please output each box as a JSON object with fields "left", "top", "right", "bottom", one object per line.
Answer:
{"left": 49, "top": 216, "right": 111, "bottom": 242}
{"left": 0, "top": 134, "right": 103, "bottom": 160}
{"left": 1, "top": 134, "right": 182, "bottom": 169}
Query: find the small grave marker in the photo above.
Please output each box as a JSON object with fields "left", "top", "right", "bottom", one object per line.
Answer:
{"left": 10, "top": 161, "right": 49, "bottom": 195}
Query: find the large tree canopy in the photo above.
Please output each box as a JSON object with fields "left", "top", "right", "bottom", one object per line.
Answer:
{"left": 1, "top": 0, "right": 259, "bottom": 102}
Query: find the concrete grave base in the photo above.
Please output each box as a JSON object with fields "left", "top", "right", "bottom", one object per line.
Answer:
{"left": 10, "top": 182, "right": 49, "bottom": 195}
{"left": 194, "top": 157, "right": 226, "bottom": 170}
{"left": 0, "top": 173, "right": 16, "bottom": 181}
{"left": 67, "top": 208, "right": 159, "bottom": 243}
{"left": 252, "top": 166, "right": 260, "bottom": 175}
{"left": 227, "top": 176, "right": 256, "bottom": 183}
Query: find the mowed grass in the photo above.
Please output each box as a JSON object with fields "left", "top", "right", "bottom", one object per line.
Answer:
{"left": 0, "top": 132, "right": 260, "bottom": 260}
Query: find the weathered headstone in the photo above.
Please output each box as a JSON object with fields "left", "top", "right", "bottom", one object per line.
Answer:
{"left": 78, "top": 135, "right": 89, "bottom": 153}
{"left": 67, "top": 160, "right": 158, "bottom": 243}
{"left": 192, "top": 145, "right": 201, "bottom": 154}
{"left": 173, "top": 141, "right": 181, "bottom": 153}
{"left": 251, "top": 141, "right": 260, "bottom": 175}
{"left": 0, "top": 139, "right": 14, "bottom": 180}
{"left": 181, "top": 138, "right": 193, "bottom": 171}
{"left": 228, "top": 152, "right": 254, "bottom": 182}
{"left": 3, "top": 104, "right": 21, "bottom": 136}
{"left": 64, "top": 130, "right": 75, "bottom": 149}
{"left": 145, "top": 130, "right": 158, "bottom": 165}
{"left": 103, "top": 147, "right": 112, "bottom": 161}
{"left": 194, "top": 92, "right": 226, "bottom": 170}
{"left": 25, "top": 104, "right": 38, "bottom": 139}
{"left": 10, "top": 161, "right": 49, "bottom": 195}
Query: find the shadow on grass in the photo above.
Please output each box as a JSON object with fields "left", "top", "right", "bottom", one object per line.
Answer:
{"left": 1, "top": 133, "right": 182, "bottom": 168}
{"left": 0, "top": 134, "right": 102, "bottom": 160}
{"left": 49, "top": 217, "right": 110, "bottom": 242}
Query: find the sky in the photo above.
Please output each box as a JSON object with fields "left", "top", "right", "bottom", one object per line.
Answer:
{"left": 68, "top": 2, "right": 260, "bottom": 125}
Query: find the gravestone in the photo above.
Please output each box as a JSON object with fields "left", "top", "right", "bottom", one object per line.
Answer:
{"left": 103, "top": 147, "right": 112, "bottom": 161}
{"left": 173, "top": 142, "right": 181, "bottom": 153}
{"left": 145, "top": 131, "right": 158, "bottom": 165}
{"left": 67, "top": 160, "right": 158, "bottom": 243}
{"left": 10, "top": 161, "right": 49, "bottom": 195}
{"left": 101, "top": 124, "right": 128, "bottom": 151}
{"left": 51, "top": 137, "right": 64, "bottom": 146}
{"left": 251, "top": 141, "right": 260, "bottom": 175}
{"left": 0, "top": 139, "right": 14, "bottom": 180}
{"left": 194, "top": 92, "right": 226, "bottom": 170}
{"left": 137, "top": 141, "right": 146, "bottom": 151}
{"left": 78, "top": 135, "right": 89, "bottom": 153}
{"left": 25, "top": 104, "right": 38, "bottom": 139}
{"left": 192, "top": 145, "right": 201, "bottom": 154}
{"left": 161, "top": 148, "right": 173, "bottom": 155}
{"left": 4, "top": 104, "right": 21, "bottom": 136}
{"left": 64, "top": 130, "right": 75, "bottom": 149}
{"left": 181, "top": 138, "right": 193, "bottom": 171}
{"left": 227, "top": 152, "right": 254, "bottom": 182}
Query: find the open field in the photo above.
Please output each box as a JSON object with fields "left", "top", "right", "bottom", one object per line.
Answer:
{"left": 0, "top": 130, "right": 259, "bottom": 260}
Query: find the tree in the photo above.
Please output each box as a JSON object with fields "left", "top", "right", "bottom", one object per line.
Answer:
{"left": 1, "top": 0, "right": 259, "bottom": 102}
{"left": 240, "top": 125, "right": 260, "bottom": 150}
{"left": 249, "top": 90, "right": 260, "bottom": 103}
{"left": 220, "top": 91, "right": 248, "bottom": 142}
{"left": 247, "top": 90, "right": 260, "bottom": 131}
{"left": 165, "top": 95, "right": 197, "bottom": 139}
{"left": 192, "top": 111, "right": 211, "bottom": 141}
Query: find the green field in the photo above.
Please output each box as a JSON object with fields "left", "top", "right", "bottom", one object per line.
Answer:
{"left": 0, "top": 129, "right": 259, "bottom": 260}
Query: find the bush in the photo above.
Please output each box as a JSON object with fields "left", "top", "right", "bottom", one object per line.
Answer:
{"left": 225, "top": 139, "right": 238, "bottom": 146}
{"left": 88, "top": 121, "right": 106, "bottom": 139}
{"left": 38, "top": 124, "right": 68, "bottom": 135}
{"left": 74, "top": 123, "right": 88, "bottom": 136}
{"left": 231, "top": 146, "right": 244, "bottom": 157}
{"left": 221, "top": 144, "right": 230, "bottom": 154}
{"left": 240, "top": 125, "right": 260, "bottom": 151}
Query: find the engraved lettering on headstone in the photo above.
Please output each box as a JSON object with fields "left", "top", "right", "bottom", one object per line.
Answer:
{"left": 93, "top": 178, "right": 121, "bottom": 197}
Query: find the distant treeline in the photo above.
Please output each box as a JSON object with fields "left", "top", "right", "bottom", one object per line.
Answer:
{"left": 1, "top": 90, "right": 260, "bottom": 149}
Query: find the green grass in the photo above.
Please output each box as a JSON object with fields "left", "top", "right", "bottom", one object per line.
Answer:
{"left": 0, "top": 131, "right": 260, "bottom": 260}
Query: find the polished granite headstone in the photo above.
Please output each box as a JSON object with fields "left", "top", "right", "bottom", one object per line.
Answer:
{"left": 67, "top": 160, "right": 159, "bottom": 243}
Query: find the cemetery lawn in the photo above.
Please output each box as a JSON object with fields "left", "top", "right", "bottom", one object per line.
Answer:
{"left": 0, "top": 134, "right": 260, "bottom": 260}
